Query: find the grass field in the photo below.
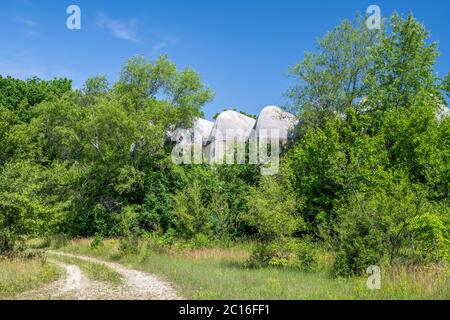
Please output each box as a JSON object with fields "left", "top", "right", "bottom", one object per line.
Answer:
{"left": 58, "top": 238, "right": 450, "bottom": 300}
{"left": 0, "top": 255, "right": 60, "bottom": 299}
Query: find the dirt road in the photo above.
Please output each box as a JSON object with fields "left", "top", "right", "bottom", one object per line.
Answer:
{"left": 19, "top": 251, "right": 182, "bottom": 300}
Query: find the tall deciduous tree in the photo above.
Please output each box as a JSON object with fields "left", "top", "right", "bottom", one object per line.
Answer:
{"left": 365, "top": 13, "right": 442, "bottom": 112}
{"left": 287, "top": 15, "right": 380, "bottom": 125}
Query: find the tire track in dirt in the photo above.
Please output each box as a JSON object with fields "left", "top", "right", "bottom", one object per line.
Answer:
{"left": 19, "top": 252, "right": 182, "bottom": 300}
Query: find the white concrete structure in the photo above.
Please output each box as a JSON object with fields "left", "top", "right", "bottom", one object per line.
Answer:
{"left": 166, "top": 117, "right": 214, "bottom": 145}
{"left": 168, "top": 106, "right": 299, "bottom": 167}
{"left": 206, "top": 110, "right": 256, "bottom": 163}
{"left": 192, "top": 118, "right": 215, "bottom": 144}
{"left": 208, "top": 110, "right": 256, "bottom": 142}
{"left": 254, "top": 106, "right": 298, "bottom": 141}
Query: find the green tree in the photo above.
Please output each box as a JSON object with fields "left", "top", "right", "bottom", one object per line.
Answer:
{"left": 0, "top": 161, "right": 70, "bottom": 253}
{"left": 116, "top": 55, "right": 214, "bottom": 126}
{"left": 365, "top": 13, "right": 442, "bottom": 112}
{"left": 333, "top": 178, "right": 449, "bottom": 276}
{"left": 0, "top": 76, "right": 71, "bottom": 121}
{"left": 4, "top": 55, "right": 215, "bottom": 237}
{"left": 283, "top": 13, "right": 450, "bottom": 275}
{"left": 287, "top": 15, "right": 380, "bottom": 126}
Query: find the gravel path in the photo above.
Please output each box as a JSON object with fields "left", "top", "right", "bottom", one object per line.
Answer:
{"left": 19, "top": 251, "right": 182, "bottom": 300}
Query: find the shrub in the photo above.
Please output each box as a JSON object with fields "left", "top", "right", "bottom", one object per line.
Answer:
{"left": 210, "top": 193, "right": 233, "bottom": 241}
{"left": 248, "top": 242, "right": 279, "bottom": 268}
{"left": 241, "top": 176, "right": 302, "bottom": 242}
{"left": 118, "top": 235, "right": 140, "bottom": 256}
{"left": 294, "top": 238, "right": 318, "bottom": 271}
{"left": 268, "top": 257, "right": 289, "bottom": 268}
{"left": 90, "top": 234, "right": 104, "bottom": 249}
{"left": 156, "top": 228, "right": 177, "bottom": 248}
{"left": 189, "top": 233, "right": 212, "bottom": 248}
{"left": 247, "top": 237, "right": 318, "bottom": 270}
{"left": 406, "top": 213, "right": 450, "bottom": 263}
{"left": 172, "top": 181, "right": 212, "bottom": 239}
{"left": 332, "top": 180, "right": 449, "bottom": 276}
{"left": 49, "top": 234, "right": 69, "bottom": 249}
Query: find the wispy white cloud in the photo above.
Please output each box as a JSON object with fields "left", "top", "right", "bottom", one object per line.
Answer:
{"left": 24, "top": 29, "right": 40, "bottom": 38}
{"left": 13, "top": 17, "right": 40, "bottom": 38}
{"left": 96, "top": 12, "right": 141, "bottom": 43}
{"left": 13, "top": 17, "right": 39, "bottom": 28}
{"left": 152, "top": 35, "right": 180, "bottom": 52}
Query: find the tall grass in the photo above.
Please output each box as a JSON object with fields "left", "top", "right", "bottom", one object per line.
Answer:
{"left": 59, "top": 238, "right": 450, "bottom": 300}
{"left": 0, "top": 255, "right": 60, "bottom": 299}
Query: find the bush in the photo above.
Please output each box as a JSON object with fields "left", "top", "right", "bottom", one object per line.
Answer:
{"left": 294, "top": 238, "right": 318, "bottom": 271}
{"left": 172, "top": 181, "right": 212, "bottom": 239}
{"left": 48, "top": 234, "right": 69, "bottom": 249}
{"left": 119, "top": 235, "right": 140, "bottom": 256}
{"left": 112, "top": 205, "right": 141, "bottom": 237}
{"left": 248, "top": 242, "right": 279, "bottom": 268}
{"left": 332, "top": 180, "right": 449, "bottom": 277}
{"left": 406, "top": 213, "right": 450, "bottom": 263}
{"left": 90, "top": 234, "right": 104, "bottom": 249}
{"left": 188, "top": 233, "right": 212, "bottom": 249}
{"left": 248, "top": 237, "right": 318, "bottom": 270}
{"left": 268, "top": 257, "right": 289, "bottom": 268}
{"left": 156, "top": 228, "right": 177, "bottom": 248}
{"left": 241, "top": 176, "right": 302, "bottom": 242}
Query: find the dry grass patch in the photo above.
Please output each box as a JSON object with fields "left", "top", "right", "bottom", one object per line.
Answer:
{"left": 174, "top": 247, "right": 250, "bottom": 261}
{"left": 0, "top": 256, "right": 60, "bottom": 299}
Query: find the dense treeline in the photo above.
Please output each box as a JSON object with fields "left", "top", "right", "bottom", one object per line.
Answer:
{"left": 0, "top": 13, "right": 449, "bottom": 276}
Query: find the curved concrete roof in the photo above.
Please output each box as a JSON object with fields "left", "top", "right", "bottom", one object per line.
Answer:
{"left": 208, "top": 110, "right": 256, "bottom": 142}
{"left": 255, "top": 106, "right": 298, "bottom": 140}
{"left": 166, "top": 117, "right": 214, "bottom": 145}
{"left": 192, "top": 118, "right": 215, "bottom": 143}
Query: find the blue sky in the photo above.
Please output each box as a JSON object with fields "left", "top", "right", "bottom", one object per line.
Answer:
{"left": 0, "top": 0, "right": 449, "bottom": 120}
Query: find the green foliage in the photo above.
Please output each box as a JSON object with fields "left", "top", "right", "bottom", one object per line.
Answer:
{"left": 365, "top": 13, "right": 441, "bottom": 112}
{"left": 242, "top": 176, "right": 301, "bottom": 241}
{"left": 0, "top": 161, "right": 70, "bottom": 253}
{"left": 248, "top": 238, "right": 318, "bottom": 271}
{"left": 332, "top": 179, "right": 449, "bottom": 277}
{"left": 172, "top": 181, "right": 212, "bottom": 239}
{"left": 209, "top": 193, "right": 232, "bottom": 241}
{"left": 407, "top": 213, "right": 450, "bottom": 263}
{"left": 118, "top": 235, "right": 140, "bottom": 256}
{"left": 0, "top": 76, "right": 72, "bottom": 119}
{"left": 294, "top": 238, "right": 318, "bottom": 271}
{"left": 443, "top": 72, "right": 450, "bottom": 98}
{"left": 242, "top": 177, "right": 309, "bottom": 269}
{"left": 248, "top": 242, "right": 287, "bottom": 268}
{"left": 0, "top": 54, "right": 214, "bottom": 252}
{"left": 215, "top": 164, "right": 260, "bottom": 237}
{"left": 283, "top": 12, "right": 450, "bottom": 276}
{"left": 116, "top": 54, "right": 214, "bottom": 124}
{"left": 90, "top": 234, "right": 104, "bottom": 249}
{"left": 287, "top": 15, "right": 380, "bottom": 125}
